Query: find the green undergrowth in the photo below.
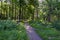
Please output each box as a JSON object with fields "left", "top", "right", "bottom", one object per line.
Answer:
{"left": 0, "top": 20, "right": 28, "bottom": 40}
{"left": 29, "top": 21, "right": 60, "bottom": 40}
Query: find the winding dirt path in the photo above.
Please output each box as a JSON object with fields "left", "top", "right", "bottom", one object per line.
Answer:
{"left": 24, "top": 23, "right": 42, "bottom": 40}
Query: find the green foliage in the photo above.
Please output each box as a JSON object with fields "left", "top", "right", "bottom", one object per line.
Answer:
{"left": 0, "top": 20, "right": 17, "bottom": 30}
{"left": 39, "top": 0, "right": 60, "bottom": 22}
{"left": 0, "top": 20, "right": 28, "bottom": 40}
{"left": 28, "top": 0, "right": 39, "bottom": 7}
{"left": 0, "top": 1, "right": 19, "bottom": 20}
{"left": 29, "top": 21, "right": 60, "bottom": 40}
{"left": 20, "top": 0, "right": 27, "bottom": 7}
{"left": 52, "top": 21, "right": 60, "bottom": 30}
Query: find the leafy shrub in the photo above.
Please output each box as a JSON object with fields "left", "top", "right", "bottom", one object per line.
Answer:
{"left": 0, "top": 20, "right": 17, "bottom": 30}
{"left": 0, "top": 20, "right": 28, "bottom": 40}
{"left": 29, "top": 21, "right": 60, "bottom": 40}
{"left": 52, "top": 21, "right": 60, "bottom": 30}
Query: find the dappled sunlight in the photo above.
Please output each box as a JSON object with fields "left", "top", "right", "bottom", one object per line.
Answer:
{"left": 0, "top": 0, "right": 60, "bottom": 40}
{"left": 25, "top": 24, "right": 33, "bottom": 33}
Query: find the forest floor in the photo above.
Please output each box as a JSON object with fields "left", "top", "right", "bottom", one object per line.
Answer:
{"left": 24, "top": 23, "right": 42, "bottom": 40}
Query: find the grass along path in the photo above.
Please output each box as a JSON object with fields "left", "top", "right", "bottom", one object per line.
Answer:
{"left": 0, "top": 20, "right": 28, "bottom": 40}
{"left": 29, "top": 21, "right": 60, "bottom": 40}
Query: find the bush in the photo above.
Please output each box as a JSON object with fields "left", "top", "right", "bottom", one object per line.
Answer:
{"left": 0, "top": 20, "right": 17, "bottom": 30}
{"left": 29, "top": 21, "right": 60, "bottom": 40}
{"left": 52, "top": 21, "right": 60, "bottom": 30}
{"left": 0, "top": 20, "right": 28, "bottom": 40}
